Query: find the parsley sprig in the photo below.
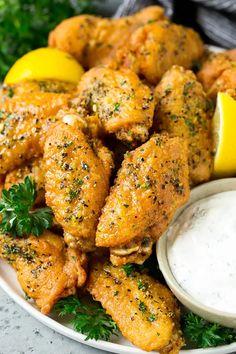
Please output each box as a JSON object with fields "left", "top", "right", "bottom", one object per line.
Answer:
{"left": 54, "top": 296, "right": 118, "bottom": 341}
{"left": 0, "top": 176, "right": 53, "bottom": 237}
{"left": 182, "top": 312, "right": 236, "bottom": 348}
{"left": 122, "top": 253, "right": 165, "bottom": 282}
{"left": 0, "top": 0, "right": 93, "bottom": 81}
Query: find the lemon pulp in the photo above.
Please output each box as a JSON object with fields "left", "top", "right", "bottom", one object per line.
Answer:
{"left": 213, "top": 92, "right": 236, "bottom": 177}
{"left": 4, "top": 47, "right": 84, "bottom": 84}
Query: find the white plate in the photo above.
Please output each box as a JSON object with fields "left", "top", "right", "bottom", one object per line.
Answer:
{"left": 1, "top": 256, "right": 236, "bottom": 354}
{"left": 1, "top": 44, "right": 235, "bottom": 354}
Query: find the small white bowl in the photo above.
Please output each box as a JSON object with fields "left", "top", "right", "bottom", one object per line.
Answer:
{"left": 157, "top": 178, "right": 236, "bottom": 328}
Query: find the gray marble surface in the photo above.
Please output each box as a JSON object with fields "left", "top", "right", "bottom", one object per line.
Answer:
{"left": 0, "top": 287, "right": 109, "bottom": 354}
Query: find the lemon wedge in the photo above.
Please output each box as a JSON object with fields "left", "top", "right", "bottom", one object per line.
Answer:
{"left": 213, "top": 92, "right": 236, "bottom": 177}
{"left": 4, "top": 48, "right": 84, "bottom": 85}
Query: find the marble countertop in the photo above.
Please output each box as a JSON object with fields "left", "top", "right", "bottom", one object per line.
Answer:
{"left": 0, "top": 287, "right": 109, "bottom": 354}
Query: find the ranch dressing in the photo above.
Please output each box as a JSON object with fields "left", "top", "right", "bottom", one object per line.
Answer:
{"left": 168, "top": 190, "right": 236, "bottom": 314}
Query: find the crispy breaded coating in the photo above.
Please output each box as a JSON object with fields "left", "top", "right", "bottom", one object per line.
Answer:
{"left": 44, "top": 118, "right": 113, "bottom": 252}
{"left": 207, "top": 67, "right": 236, "bottom": 100}
{"left": 96, "top": 134, "right": 189, "bottom": 265}
{"left": 197, "top": 49, "right": 236, "bottom": 93}
{"left": 87, "top": 259, "right": 184, "bottom": 353}
{"left": 115, "top": 21, "right": 204, "bottom": 84}
{"left": 48, "top": 9, "right": 203, "bottom": 86}
{"left": 0, "top": 80, "right": 75, "bottom": 175}
{"left": 154, "top": 66, "right": 213, "bottom": 185}
{"left": 110, "top": 237, "right": 154, "bottom": 266}
{"left": 133, "top": 5, "right": 166, "bottom": 23}
{"left": 0, "top": 231, "right": 87, "bottom": 314}
{"left": 4, "top": 157, "right": 45, "bottom": 205}
{"left": 56, "top": 108, "right": 104, "bottom": 139}
{"left": 86, "top": 6, "right": 166, "bottom": 68}
{"left": 49, "top": 7, "right": 166, "bottom": 69}
{"left": 5, "top": 79, "right": 76, "bottom": 95}
{"left": 48, "top": 8, "right": 203, "bottom": 86}
{"left": 48, "top": 15, "right": 100, "bottom": 67}
{"left": 71, "top": 67, "right": 155, "bottom": 145}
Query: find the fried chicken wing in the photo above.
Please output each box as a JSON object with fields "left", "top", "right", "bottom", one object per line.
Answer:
{"left": 197, "top": 49, "right": 236, "bottom": 93}
{"left": 133, "top": 5, "right": 166, "bottom": 23}
{"left": 96, "top": 134, "right": 189, "bottom": 265}
{"left": 0, "top": 231, "right": 87, "bottom": 314}
{"left": 87, "top": 259, "right": 183, "bottom": 353}
{"left": 115, "top": 21, "right": 204, "bottom": 84}
{"left": 71, "top": 67, "right": 155, "bottom": 145}
{"left": 154, "top": 66, "right": 213, "bottom": 185}
{"left": 207, "top": 67, "right": 236, "bottom": 100}
{"left": 0, "top": 80, "right": 75, "bottom": 175}
{"left": 49, "top": 7, "right": 166, "bottom": 69}
{"left": 44, "top": 118, "right": 113, "bottom": 252}
{"left": 49, "top": 7, "right": 203, "bottom": 86}
{"left": 4, "top": 157, "right": 45, "bottom": 205}
{"left": 86, "top": 6, "right": 166, "bottom": 68}
{"left": 48, "top": 15, "right": 100, "bottom": 67}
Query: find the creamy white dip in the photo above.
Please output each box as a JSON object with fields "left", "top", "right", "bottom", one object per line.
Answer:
{"left": 168, "top": 190, "right": 236, "bottom": 314}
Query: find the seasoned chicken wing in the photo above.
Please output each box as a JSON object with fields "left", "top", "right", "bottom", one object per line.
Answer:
{"left": 132, "top": 5, "right": 166, "bottom": 23}
{"left": 49, "top": 9, "right": 203, "bottom": 86}
{"left": 0, "top": 231, "right": 87, "bottom": 314}
{"left": 0, "top": 80, "right": 75, "bottom": 175}
{"left": 86, "top": 6, "right": 166, "bottom": 68}
{"left": 87, "top": 259, "right": 184, "bottom": 353}
{"left": 48, "top": 15, "right": 100, "bottom": 68}
{"left": 154, "top": 66, "right": 213, "bottom": 185}
{"left": 96, "top": 134, "right": 189, "bottom": 265}
{"left": 44, "top": 118, "right": 113, "bottom": 252}
{"left": 71, "top": 67, "right": 155, "bottom": 145}
{"left": 114, "top": 21, "right": 204, "bottom": 84}
{"left": 4, "top": 157, "right": 45, "bottom": 205}
{"left": 197, "top": 49, "right": 236, "bottom": 93}
{"left": 49, "top": 6, "right": 166, "bottom": 69}
{"left": 207, "top": 67, "right": 236, "bottom": 100}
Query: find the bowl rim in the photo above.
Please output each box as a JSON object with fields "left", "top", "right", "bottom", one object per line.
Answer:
{"left": 156, "top": 178, "right": 236, "bottom": 322}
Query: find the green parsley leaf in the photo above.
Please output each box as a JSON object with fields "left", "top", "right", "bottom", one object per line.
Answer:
{"left": 122, "top": 254, "right": 165, "bottom": 282}
{"left": 7, "top": 87, "right": 15, "bottom": 98}
{"left": 138, "top": 301, "right": 147, "bottom": 313}
{"left": 147, "top": 314, "right": 156, "bottom": 322}
{"left": 182, "top": 312, "right": 236, "bottom": 348}
{"left": 114, "top": 103, "right": 120, "bottom": 112}
{"left": 54, "top": 295, "right": 118, "bottom": 341}
{"left": 185, "top": 119, "right": 196, "bottom": 136}
{"left": 24, "top": 292, "right": 31, "bottom": 301}
{"left": 137, "top": 279, "right": 148, "bottom": 291}
{"left": 122, "top": 264, "right": 136, "bottom": 277}
{"left": 0, "top": 176, "right": 53, "bottom": 237}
